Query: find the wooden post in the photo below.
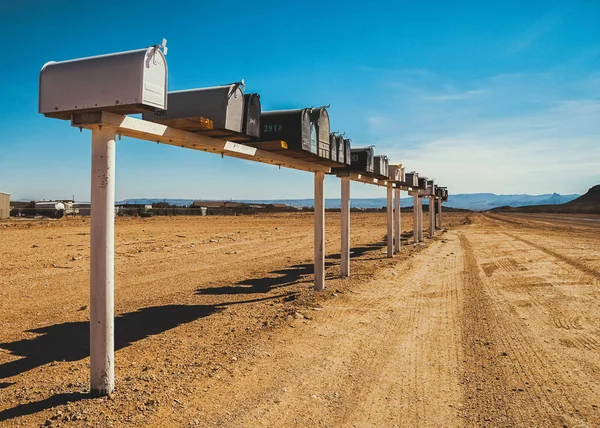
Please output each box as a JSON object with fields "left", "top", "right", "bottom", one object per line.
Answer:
{"left": 413, "top": 192, "right": 419, "bottom": 244}
{"left": 394, "top": 188, "right": 401, "bottom": 253}
{"left": 90, "top": 127, "right": 116, "bottom": 396}
{"left": 387, "top": 186, "right": 393, "bottom": 258}
{"left": 438, "top": 199, "right": 443, "bottom": 229}
{"left": 314, "top": 172, "right": 325, "bottom": 290}
{"left": 341, "top": 176, "right": 350, "bottom": 277}
{"left": 430, "top": 197, "right": 435, "bottom": 237}
{"left": 418, "top": 196, "right": 424, "bottom": 242}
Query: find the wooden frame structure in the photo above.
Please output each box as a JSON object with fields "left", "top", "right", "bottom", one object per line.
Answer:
{"left": 61, "top": 110, "right": 430, "bottom": 396}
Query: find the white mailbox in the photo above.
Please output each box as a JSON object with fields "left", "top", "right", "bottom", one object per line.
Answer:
{"left": 39, "top": 44, "right": 168, "bottom": 120}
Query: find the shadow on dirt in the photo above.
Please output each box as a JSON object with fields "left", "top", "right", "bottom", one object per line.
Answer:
{"left": 0, "top": 294, "right": 285, "bottom": 421}
{"left": 0, "top": 295, "right": 281, "bottom": 383}
{"left": 0, "top": 392, "right": 89, "bottom": 422}
{"left": 196, "top": 262, "right": 335, "bottom": 295}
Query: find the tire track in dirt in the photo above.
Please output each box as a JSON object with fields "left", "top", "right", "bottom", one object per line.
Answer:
{"left": 459, "top": 231, "right": 598, "bottom": 426}
{"left": 504, "top": 232, "right": 600, "bottom": 282}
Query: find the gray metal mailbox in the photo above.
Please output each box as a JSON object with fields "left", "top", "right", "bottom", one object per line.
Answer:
{"left": 388, "top": 165, "right": 403, "bottom": 182}
{"left": 40, "top": 44, "right": 168, "bottom": 120}
{"left": 343, "top": 138, "right": 352, "bottom": 165}
{"left": 329, "top": 133, "right": 338, "bottom": 162}
{"left": 374, "top": 155, "right": 389, "bottom": 178}
{"left": 404, "top": 172, "right": 419, "bottom": 188}
{"left": 336, "top": 135, "right": 345, "bottom": 164}
{"left": 310, "top": 107, "right": 330, "bottom": 159}
{"left": 427, "top": 180, "right": 435, "bottom": 196}
{"left": 350, "top": 147, "right": 375, "bottom": 173}
{"left": 418, "top": 177, "right": 428, "bottom": 190}
{"left": 144, "top": 82, "right": 245, "bottom": 134}
{"left": 260, "top": 108, "right": 317, "bottom": 154}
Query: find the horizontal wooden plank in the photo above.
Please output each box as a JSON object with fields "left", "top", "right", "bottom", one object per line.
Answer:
{"left": 71, "top": 112, "right": 331, "bottom": 174}
{"left": 151, "top": 116, "right": 213, "bottom": 132}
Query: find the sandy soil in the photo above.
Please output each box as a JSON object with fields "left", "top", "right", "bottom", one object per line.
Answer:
{"left": 1, "top": 211, "right": 600, "bottom": 427}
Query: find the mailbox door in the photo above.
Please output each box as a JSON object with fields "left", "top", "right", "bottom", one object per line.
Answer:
{"left": 329, "top": 134, "right": 337, "bottom": 161}
{"left": 344, "top": 139, "right": 352, "bottom": 165}
{"left": 317, "top": 109, "right": 330, "bottom": 159}
{"left": 242, "top": 93, "right": 261, "bottom": 138}
{"left": 141, "top": 48, "right": 168, "bottom": 108}
{"left": 225, "top": 85, "right": 244, "bottom": 132}
{"left": 309, "top": 122, "right": 318, "bottom": 154}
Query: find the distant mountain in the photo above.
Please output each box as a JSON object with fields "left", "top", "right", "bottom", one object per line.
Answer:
{"left": 490, "top": 185, "right": 600, "bottom": 214}
{"left": 119, "top": 192, "right": 580, "bottom": 212}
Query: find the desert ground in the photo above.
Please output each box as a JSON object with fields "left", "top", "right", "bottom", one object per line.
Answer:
{"left": 1, "top": 211, "right": 600, "bottom": 427}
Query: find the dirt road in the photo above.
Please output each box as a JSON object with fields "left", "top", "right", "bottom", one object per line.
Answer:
{"left": 2, "top": 211, "right": 600, "bottom": 427}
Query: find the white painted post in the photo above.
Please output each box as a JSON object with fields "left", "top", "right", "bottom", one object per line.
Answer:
{"left": 413, "top": 192, "right": 419, "bottom": 244}
{"left": 341, "top": 176, "right": 350, "bottom": 277}
{"left": 387, "top": 186, "right": 393, "bottom": 258}
{"left": 418, "top": 196, "right": 424, "bottom": 242}
{"left": 90, "top": 127, "right": 116, "bottom": 396}
{"left": 314, "top": 172, "right": 325, "bottom": 290}
{"left": 394, "top": 188, "right": 401, "bottom": 253}
{"left": 430, "top": 197, "right": 435, "bottom": 237}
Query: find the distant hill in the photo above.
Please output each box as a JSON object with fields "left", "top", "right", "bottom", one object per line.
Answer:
{"left": 119, "top": 192, "right": 580, "bottom": 212}
{"left": 490, "top": 185, "right": 600, "bottom": 214}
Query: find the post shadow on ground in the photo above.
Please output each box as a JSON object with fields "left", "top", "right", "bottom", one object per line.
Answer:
{"left": 0, "top": 392, "right": 88, "bottom": 422}
{"left": 195, "top": 261, "right": 336, "bottom": 295}
{"left": 0, "top": 294, "right": 284, "bottom": 383}
{"left": 0, "top": 294, "right": 288, "bottom": 422}
{"left": 196, "top": 240, "right": 393, "bottom": 296}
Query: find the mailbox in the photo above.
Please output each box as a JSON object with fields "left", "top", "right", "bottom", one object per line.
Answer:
{"left": 350, "top": 147, "right": 375, "bottom": 173}
{"left": 344, "top": 138, "right": 352, "bottom": 165}
{"left": 260, "top": 109, "right": 317, "bottom": 154}
{"left": 418, "top": 177, "right": 428, "bottom": 190}
{"left": 427, "top": 180, "right": 435, "bottom": 196}
{"left": 404, "top": 172, "right": 419, "bottom": 188}
{"left": 243, "top": 93, "right": 261, "bottom": 138}
{"left": 336, "top": 135, "right": 345, "bottom": 164}
{"left": 329, "top": 133, "right": 338, "bottom": 162}
{"left": 374, "top": 155, "right": 389, "bottom": 178}
{"left": 40, "top": 44, "right": 168, "bottom": 119}
{"left": 311, "top": 107, "right": 330, "bottom": 159}
{"left": 388, "top": 165, "right": 403, "bottom": 182}
{"left": 144, "top": 83, "right": 245, "bottom": 133}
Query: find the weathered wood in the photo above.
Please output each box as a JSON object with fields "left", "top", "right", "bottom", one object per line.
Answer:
{"left": 314, "top": 172, "right": 325, "bottom": 290}
{"left": 150, "top": 116, "right": 213, "bottom": 132}
{"left": 341, "top": 176, "right": 350, "bottom": 277}
{"left": 71, "top": 112, "right": 330, "bottom": 173}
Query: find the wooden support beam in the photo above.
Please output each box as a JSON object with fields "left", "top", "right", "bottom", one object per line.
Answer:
{"left": 413, "top": 192, "right": 419, "bottom": 244}
{"left": 387, "top": 186, "right": 393, "bottom": 258}
{"left": 71, "top": 112, "right": 330, "bottom": 174}
{"left": 394, "top": 188, "right": 401, "bottom": 254}
{"left": 341, "top": 176, "right": 350, "bottom": 277}
{"left": 430, "top": 197, "right": 435, "bottom": 237}
{"left": 314, "top": 172, "right": 325, "bottom": 290}
{"left": 90, "top": 127, "right": 116, "bottom": 396}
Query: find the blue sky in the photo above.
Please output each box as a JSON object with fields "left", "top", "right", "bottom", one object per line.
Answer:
{"left": 1, "top": 0, "right": 599, "bottom": 201}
